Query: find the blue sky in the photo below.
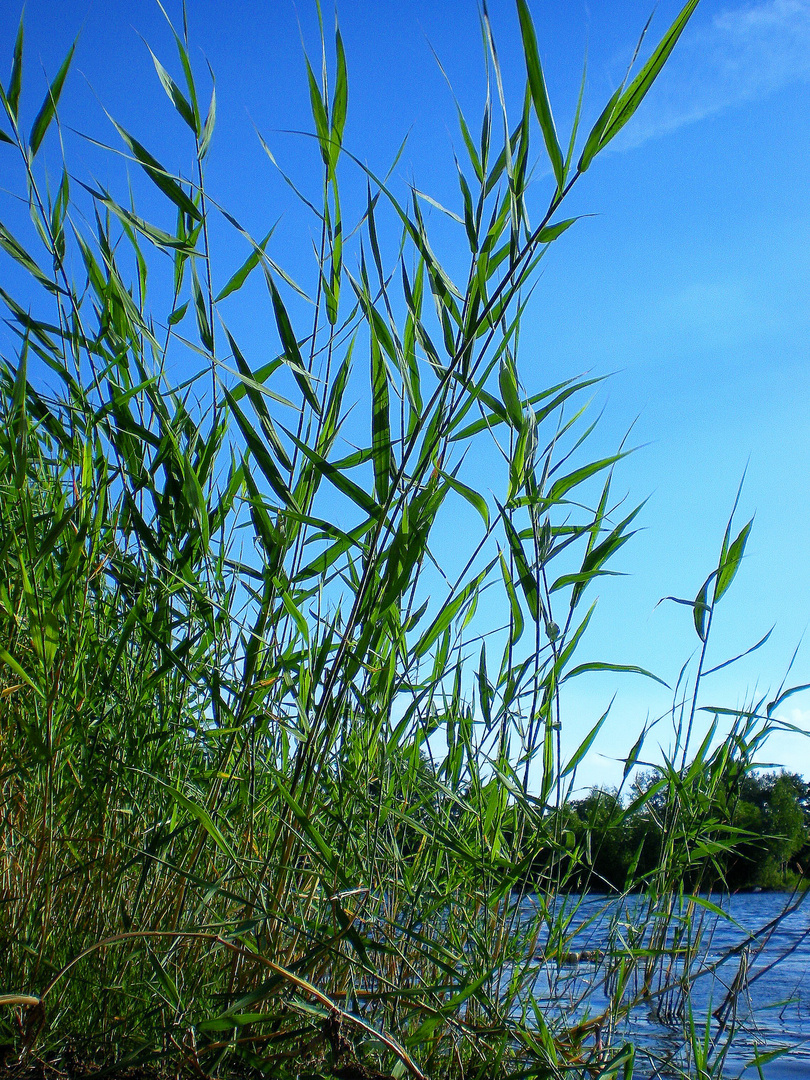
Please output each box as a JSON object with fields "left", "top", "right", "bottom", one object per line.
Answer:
{"left": 2, "top": 0, "right": 809, "bottom": 789}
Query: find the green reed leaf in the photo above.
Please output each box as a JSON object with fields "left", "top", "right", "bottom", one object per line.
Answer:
{"left": 167, "top": 299, "right": 189, "bottom": 325}
{"left": 715, "top": 517, "right": 753, "bottom": 603}
{"left": 264, "top": 269, "right": 321, "bottom": 414}
{"left": 440, "top": 471, "right": 490, "bottom": 530}
{"left": 275, "top": 579, "right": 310, "bottom": 644}
{"left": 217, "top": 225, "right": 278, "bottom": 300}
{"left": 331, "top": 26, "right": 347, "bottom": 152}
{"left": 223, "top": 387, "right": 298, "bottom": 510}
{"left": 305, "top": 54, "right": 331, "bottom": 169}
{"left": 577, "top": 85, "right": 623, "bottom": 174}
{"left": 242, "top": 461, "right": 279, "bottom": 558}
{"left": 180, "top": 450, "right": 209, "bottom": 551}
{"left": 570, "top": 501, "right": 643, "bottom": 608}
{"left": 274, "top": 777, "right": 345, "bottom": 880}
{"left": 0, "top": 222, "right": 59, "bottom": 294}
{"left": 498, "top": 356, "right": 524, "bottom": 428}
{"left": 29, "top": 41, "right": 75, "bottom": 157}
{"left": 147, "top": 949, "right": 183, "bottom": 1011}
{"left": 516, "top": 0, "right": 564, "bottom": 189}
{"left": 162, "top": 779, "right": 240, "bottom": 863}
{"left": 146, "top": 43, "right": 197, "bottom": 132}
{"left": 497, "top": 499, "right": 539, "bottom": 623}
{"left": 191, "top": 261, "right": 213, "bottom": 352}
{"left": 545, "top": 451, "right": 628, "bottom": 506}
{"left": 7, "top": 15, "right": 23, "bottom": 123}
{"left": 562, "top": 707, "right": 610, "bottom": 777}
{"left": 109, "top": 117, "right": 201, "bottom": 220}
{"left": 537, "top": 217, "right": 577, "bottom": 243}
{"left": 415, "top": 559, "right": 496, "bottom": 658}
{"left": 580, "top": 0, "right": 700, "bottom": 170}
{"left": 562, "top": 661, "right": 669, "bottom": 689}
{"left": 564, "top": 58, "right": 587, "bottom": 178}
{"left": 83, "top": 181, "right": 197, "bottom": 251}
{"left": 693, "top": 573, "right": 712, "bottom": 641}
{"left": 282, "top": 423, "right": 381, "bottom": 520}
{"left": 224, "top": 327, "right": 293, "bottom": 471}
{"left": 0, "top": 645, "right": 44, "bottom": 698}
{"left": 199, "top": 72, "right": 216, "bottom": 159}
{"left": 294, "top": 515, "right": 374, "bottom": 582}
{"left": 370, "top": 331, "right": 392, "bottom": 504}
{"left": 457, "top": 104, "right": 483, "bottom": 182}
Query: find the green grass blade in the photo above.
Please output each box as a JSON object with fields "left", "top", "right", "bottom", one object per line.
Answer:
{"left": 223, "top": 387, "right": 298, "bottom": 510}
{"left": 0, "top": 646, "right": 44, "bottom": 698}
{"left": 715, "top": 517, "right": 753, "bottom": 602}
{"left": 305, "top": 53, "right": 331, "bottom": 169}
{"left": 108, "top": 117, "right": 201, "bottom": 220}
{"left": 562, "top": 707, "right": 610, "bottom": 777}
{"left": 440, "top": 471, "right": 490, "bottom": 530}
{"left": 498, "top": 356, "right": 524, "bottom": 428}
{"left": 216, "top": 228, "right": 275, "bottom": 302}
{"left": 516, "top": 0, "right": 564, "bottom": 189}
{"left": 497, "top": 499, "right": 539, "bottom": 623}
{"left": 264, "top": 269, "right": 321, "bottom": 414}
{"left": 146, "top": 43, "right": 197, "bottom": 132}
{"left": 578, "top": 84, "right": 622, "bottom": 175}
{"left": 415, "top": 559, "right": 496, "bottom": 659}
{"left": 199, "top": 70, "right": 216, "bottom": 158}
{"left": 330, "top": 26, "right": 347, "bottom": 153}
{"left": 7, "top": 14, "right": 23, "bottom": 122}
{"left": 592, "top": 0, "right": 700, "bottom": 158}
{"left": 370, "top": 330, "right": 392, "bottom": 504}
{"left": 561, "top": 661, "right": 670, "bottom": 689}
{"left": 29, "top": 41, "right": 75, "bottom": 157}
{"left": 282, "top": 422, "right": 381, "bottom": 520}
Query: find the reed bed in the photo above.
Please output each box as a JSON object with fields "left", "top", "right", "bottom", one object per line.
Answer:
{"left": 0, "top": 2, "right": 805, "bottom": 1077}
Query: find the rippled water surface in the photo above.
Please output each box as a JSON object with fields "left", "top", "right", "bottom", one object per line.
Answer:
{"left": 518, "top": 891, "right": 810, "bottom": 1078}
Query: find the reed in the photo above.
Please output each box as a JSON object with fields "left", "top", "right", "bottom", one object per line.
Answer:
{"left": 0, "top": 2, "right": 804, "bottom": 1077}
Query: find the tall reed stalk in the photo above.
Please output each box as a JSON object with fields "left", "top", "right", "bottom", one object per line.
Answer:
{"left": 0, "top": 2, "right": 805, "bottom": 1077}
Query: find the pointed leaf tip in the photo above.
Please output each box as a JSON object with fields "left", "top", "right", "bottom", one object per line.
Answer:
{"left": 8, "top": 15, "right": 24, "bottom": 122}
{"left": 516, "top": 0, "right": 564, "bottom": 189}
{"left": 29, "top": 41, "right": 76, "bottom": 157}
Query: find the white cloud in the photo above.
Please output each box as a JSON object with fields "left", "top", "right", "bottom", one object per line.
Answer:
{"left": 653, "top": 275, "right": 773, "bottom": 347}
{"left": 773, "top": 705, "right": 810, "bottom": 730}
{"left": 615, "top": 0, "right": 810, "bottom": 148}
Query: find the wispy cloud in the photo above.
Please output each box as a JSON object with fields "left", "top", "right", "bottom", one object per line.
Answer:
{"left": 774, "top": 705, "right": 810, "bottom": 730}
{"left": 615, "top": 0, "right": 810, "bottom": 148}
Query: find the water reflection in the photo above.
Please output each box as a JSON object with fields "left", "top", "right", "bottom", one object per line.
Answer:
{"left": 517, "top": 891, "right": 810, "bottom": 1078}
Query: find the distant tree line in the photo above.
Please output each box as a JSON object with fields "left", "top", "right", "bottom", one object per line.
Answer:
{"left": 525, "top": 770, "right": 810, "bottom": 893}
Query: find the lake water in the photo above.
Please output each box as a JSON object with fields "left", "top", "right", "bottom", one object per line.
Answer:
{"left": 519, "top": 891, "right": 810, "bottom": 1078}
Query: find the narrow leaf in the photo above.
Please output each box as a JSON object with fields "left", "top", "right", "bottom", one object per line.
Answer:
{"left": 370, "top": 330, "right": 392, "bottom": 503}
{"left": 331, "top": 26, "right": 348, "bottom": 151}
{"left": 264, "top": 269, "right": 321, "bottom": 414}
{"left": 715, "top": 518, "right": 753, "bottom": 602}
{"left": 440, "top": 471, "right": 490, "bottom": 530}
{"left": 497, "top": 499, "right": 539, "bottom": 622}
{"left": 562, "top": 661, "right": 669, "bottom": 689}
{"left": 147, "top": 44, "right": 197, "bottom": 132}
{"left": 199, "top": 74, "right": 216, "bottom": 159}
{"left": 109, "top": 117, "right": 201, "bottom": 220}
{"left": 562, "top": 706, "right": 611, "bottom": 777}
{"left": 516, "top": 0, "right": 564, "bottom": 188}
{"left": 29, "top": 42, "right": 75, "bottom": 157}
{"left": 587, "top": 0, "right": 700, "bottom": 162}
{"left": 7, "top": 16, "right": 23, "bottom": 122}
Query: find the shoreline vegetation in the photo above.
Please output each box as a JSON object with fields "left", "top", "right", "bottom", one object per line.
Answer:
{"left": 1, "top": 2, "right": 808, "bottom": 1078}
{"left": 531, "top": 769, "right": 810, "bottom": 895}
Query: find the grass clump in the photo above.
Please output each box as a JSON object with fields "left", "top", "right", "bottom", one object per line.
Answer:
{"left": 0, "top": 2, "right": 805, "bottom": 1078}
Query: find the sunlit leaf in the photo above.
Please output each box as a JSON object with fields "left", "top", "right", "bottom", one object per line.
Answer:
{"left": 29, "top": 41, "right": 76, "bottom": 157}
